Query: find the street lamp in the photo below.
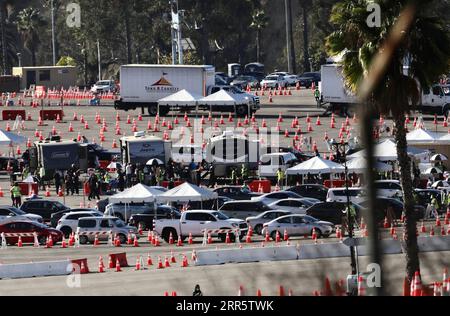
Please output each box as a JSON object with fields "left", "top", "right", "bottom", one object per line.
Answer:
{"left": 17, "top": 53, "right": 22, "bottom": 67}
{"left": 330, "top": 139, "right": 359, "bottom": 290}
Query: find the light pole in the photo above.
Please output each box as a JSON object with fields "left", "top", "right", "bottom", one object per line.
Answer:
{"left": 51, "top": 0, "right": 56, "bottom": 65}
{"left": 97, "top": 40, "right": 101, "bottom": 81}
{"left": 330, "top": 139, "right": 358, "bottom": 291}
{"left": 17, "top": 53, "right": 22, "bottom": 67}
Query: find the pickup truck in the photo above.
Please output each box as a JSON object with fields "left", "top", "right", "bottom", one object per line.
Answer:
{"left": 153, "top": 210, "right": 248, "bottom": 243}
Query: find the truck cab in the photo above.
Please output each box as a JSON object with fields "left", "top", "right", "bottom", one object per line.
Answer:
{"left": 258, "top": 152, "right": 297, "bottom": 179}
{"left": 420, "top": 84, "right": 450, "bottom": 116}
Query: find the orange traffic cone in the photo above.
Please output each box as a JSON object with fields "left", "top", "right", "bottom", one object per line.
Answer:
{"left": 17, "top": 236, "right": 23, "bottom": 247}
{"left": 177, "top": 235, "right": 183, "bottom": 246}
{"left": 133, "top": 235, "right": 139, "bottom": 247}
{"left": 188, "top": 232, "right": 193, "bottom": 245}
{"left": 283, "top": 229, "right": 289, "bottom": 241}
{"left": 181, "top": 254, "right": 188, "bottom": 267}
{"left": 164, "top": 256, "right": 171, "bottom": 268}
{"left": 115, "top": 259, "right": 122, "bottom": 272}
{"left": 98, "top": 256, "right": 105, "bottom": 273}
{"left": 358, "top": 275, "right": 366, "bottom": 296}
{"left": 135, "top": 256, "right": 141, "bottom": 271}
{"left": 94, "top": 233, "right": 99, "bottom": 246}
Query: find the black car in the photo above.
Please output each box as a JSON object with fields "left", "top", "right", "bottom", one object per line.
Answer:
{"left": 230, "top": 75, "right": 260, "bottom": 90}
{"left": 297, "top": 72, "right": 321, "bottom": 88}
{"left": 129, "top": 205, "right": 181, "bottom": 230}
{"left": 287, "top": 184, "right": 329, "bottom": 201}
{"left": 358, "top": 198, "right": 425, "bottom": 222}
{"left": 20, "top": 200, "right": 69, "bottom": 222}
{"left": 305, "top": 202, "right": 362, "bottom": 225}
{"left": 219, "top": 200, "right": 272, "bottom": 219}
{"left": 50, "top": 208, "right": 97, "bottom": 228}
{"left": 213, "top": 186, "right": 261, "bottom": 200}
{"left": 414, "top": 189, "right": 443, "bottom": 210}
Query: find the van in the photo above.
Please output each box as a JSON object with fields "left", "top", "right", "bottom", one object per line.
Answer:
{"left": 258, "top": 152, "right": 297, "bottom": 179}
{"left": 326, "top": 187, "right": 366, "bottom": 204}
{"left": 77, "top": 216, "right": 138, "bottom": 244}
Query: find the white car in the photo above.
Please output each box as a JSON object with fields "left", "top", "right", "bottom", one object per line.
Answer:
{"left": 374, "top": 180, "right": 403, "bottom": 198}
{"left": 283, "top": 75, "right": 299, "bottom": 86}
{"left": 268, "top": 198, "right": 319, "bottom": 214}
{"left": 0, "top": 206, "right": 43, "bottom": 223}
{"left": 260, "top": 75, "right": 287, "bottom": 89}
{"left": 91, "top": 80, "right": 116, "bottom": 93}
{"left": 326, "top": 188, "right": 367, "bottom": 204}
{"left": 251, "top": 191, "right": 303, "bottom": 205}
{"left": 56, "top": 210, "right": 103, "bottom": 237}
{"left": 246, "top": 210, "right": 292, "bottom": 234}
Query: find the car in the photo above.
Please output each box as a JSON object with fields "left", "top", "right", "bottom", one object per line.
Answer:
{"left": 374, "top": 180, "right": 403, "bottom": 198}
{"left": 213, "top": 186, "right": 261, "bottom": 200}
{"left": 153, "top": 210, "right": 248, "bottom": 242}
{"left": 260, "top": 75, "right": 287, "bottom": 89}
{"left": 50, "top": 208, "right": 98, "bottom": 228}
{"left": 262, "top": 214, "right": 334, "bottom": 240}
{"left": 358, "top": 198, "right": 425, "bottom": 223}
{"left": 215, "top": 72, "right": 233, "bottom": 84}
{"left": 20, "top": 200, "right": 70, "bottom": 222}
{"left": 326, "top": 188, "right": 367, "bottom": 204}
{"left": 268, "top": 198, "right": 319, "bottom": 214}
{"left": 258, "top": 152, "right": 297, "bottom": 179}
{"left": 283, "top": 74, "right": 299, "bottom": 86}
{"left": 414, "top": 189, "right": 443, "bottom": 211}
{"left": 0, "top": 220, "right": 63, "bottom": 246}
{"left": 246, "top": 210, "right": 292, "bottom": 234}
{"left": 55, "top": 210, "right": 104, "bottom": 237}
{"left": 230, "top": 75, "right": 260, "bottom": 90}
{"left": 286, "top": 184, "right": 329, "bottom": 201}
{"left": 297, "top": 72, "right": 320, "bottom": 88}
{"left": 305, "top": 201, "right": 363, "bottom": 225}
{"left": 250, "top": 191, "right": 303, "bottom": 205}
{"left": 0, "top": 206, "right": 43, "bottom": 223}
{"left": 91, "top": 80, "right": 117, "bottom": 93}
{"left": 128, "top": 205, "right": 181, "bottom": 230}
{"left": 431, "top": 180, "right": 450, "bottom": 189}
{"left": 219, "top": 200, "right": 272, "bottom": 219}
{"left": 210, "top": 196, "right": 235, "bottom": 210}
{"left": 76, "top": 216, "right": 138, "bottom": 244}
{"left": 104, "top": 203, "right": 156, "bottom": 222}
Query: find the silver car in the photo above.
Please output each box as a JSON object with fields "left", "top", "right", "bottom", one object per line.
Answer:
{"left": 246, "top": 210, "right": 292, "bottom": 235}
{"left": 262, "top": 214, "right": 334, "bottom": 240}
{"left": 77, "top": 216, "right": 138, "bottom": 244}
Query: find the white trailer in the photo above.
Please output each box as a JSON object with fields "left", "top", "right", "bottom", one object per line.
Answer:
{"left": 115, "top": 64, "right": 215, "bottom": 116}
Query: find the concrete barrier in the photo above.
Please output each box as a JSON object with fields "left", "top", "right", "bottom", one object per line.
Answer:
{"left": 109, "top": 252, "right": 128, "bottom": 267}
{"left": 195, "top": 245, "right": 298, "bottom": 266}
{"left": 0, "top": 260, "right": 72, "bottom": 279}
{"left": 409, "top": 236, "right": 450, "bottom": 253}
{"left": 299, "top": 242, "right": 350, "bottom": 260}
{"left": 356, "top": 239, "right": 403, "bottom": 256}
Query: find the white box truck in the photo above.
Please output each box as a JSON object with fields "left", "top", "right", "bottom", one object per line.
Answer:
{"left": 320, "top": 63, "right": 450, "bottom": 116}
{"left": 120, "top": 133, "right": 172, "bottom": 165}
{"left": 114, "top": 64, "right": 259, "bottom": 117}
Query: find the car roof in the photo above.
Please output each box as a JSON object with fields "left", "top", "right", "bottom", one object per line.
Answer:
{"left": 184, "top": 210, "right": 219, "bottom": 213}
{"left": 328, "top": 187, "right": 363, "bottom": 191}
{"left": 79, "top": 216, "right": 118, "bottom": 221}
{"left": 223, "top": 200, "right": 260, "bottom": 204}
{"left": 375, "top": 180, "right": 400, "bottom": 183}
{"left": 271, "top": 198, "right": 311, "bottom": 203}
{"left": 63, "top": 211, "right": 100, "bottom": 216}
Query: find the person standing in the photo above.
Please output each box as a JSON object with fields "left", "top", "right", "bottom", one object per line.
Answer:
{"left": 117, "top": 169, "right": 125, "bottom": 192}
{"left": 54, "top": 170, "right": 62, "bottom": 194}
{"left": 65, "top": 172, "right": 73, "bottom": 195}
{"left": 125, "top": 163, "right": 132, "bottom": 188}
{"left": 241, "top": 164, "right": 248, "bottom": 184}
{"left": 276, "top": 168, "right": 285, "bottom": 188}
{"left": 314, "top": 87, "right": 321, "bottom": 108}
{"left": 88, "top": 173, "right": 98, "bottom": 201}
{"left": 10, "top": 182, "right": 22, "bottom": 207}
{"left": 189, "top": 159, "right": 197, "bottom": 184}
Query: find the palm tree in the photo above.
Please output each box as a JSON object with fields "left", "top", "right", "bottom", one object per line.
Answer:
{"left": 250, "top": 9, "right": 269, "bottom": 62}
{"left": 327, "top": 0, "right": 450, "bottom": 281}
{"left": 16, "top": 8, "right": 46, "bottom": 66}
{"left": 0, "top": 0, "right": 15, "bottom": 74}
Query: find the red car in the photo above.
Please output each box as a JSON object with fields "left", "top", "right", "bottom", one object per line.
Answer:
{"left": 0, "top": 220, "right": 63, "bottom": 246}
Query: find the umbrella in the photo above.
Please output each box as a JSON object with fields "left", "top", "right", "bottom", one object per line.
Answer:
{"left": 424, "top": 167, "right": 443, "bottom": 175}
{"left": 430, "top": 153, "right": 448, "bottom": 162}
{"left": 146, "top": 158, "right": 164, "bottom": 166}
{"left": 107, "top": 162, "right": 122, "bottom": 170}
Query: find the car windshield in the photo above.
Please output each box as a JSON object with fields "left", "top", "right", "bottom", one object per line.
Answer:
{"left": 97, "top": 81, "right": 111, "bottom": 85}
{"left": 230, "top": 86, "right": 244, "bottom": 94}
{"left": 211, "top": 212, "right": 229, "bottom": 220}
{"left": 112, "top": 218, "right": 126, "bottom": 227}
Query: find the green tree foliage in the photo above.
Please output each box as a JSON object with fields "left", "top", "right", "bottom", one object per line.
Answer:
{"left": 16, "top": 7, "right": 47, "bottom": 66}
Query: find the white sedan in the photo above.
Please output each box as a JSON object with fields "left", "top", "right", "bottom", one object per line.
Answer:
{"left": 251, "top": 191, "right": 303, "bottom": 205}
{"left": 268, "top": 198, "right": 320, "bottom": 214}
{"left": 56, "top": 210, "right": 104, "bottom": 237}
{"left": 260, "top": 75, "right": 287, "bottom": 89}
{"left": 246, "top": 210, "right": 292, "bottom": 235}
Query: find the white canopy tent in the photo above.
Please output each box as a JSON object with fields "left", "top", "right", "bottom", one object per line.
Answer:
{"left": 345, "top": 157, "right": 393, "bottom": 173}
{"left": 0, "top": 129, "right": 27, "bottom": 145}
{"left": 157, "top": 89, "right": 203, "bottom": 107}
{"left": 406, "top": 128, "right": 439, "bottom": 144}
{"left": 286, "top": 156, "right": 344, "bottom": 175}
{"left": 108, "top": 183, "right": 164, "bottom": 204}
{"left": 198, "top": 89, "right": 249, "bottom": 106}
{"left": 157, "top": 182, "right": 218, "bottom": 208}
{"left": 348, "top": 139, "right": 429, "bottom": 161}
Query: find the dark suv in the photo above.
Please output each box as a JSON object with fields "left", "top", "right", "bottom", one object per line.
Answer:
{"left": 287, "top": 184, "right": 329, "bottom": 201}
{"left": 20, "top": 200, "right": 69, "bottom": 222}
{"left": 219, "top": 200, "right": 271, "bottom": 220}
{"left": 129, "top": 205, "right": 181, "bottom": 230}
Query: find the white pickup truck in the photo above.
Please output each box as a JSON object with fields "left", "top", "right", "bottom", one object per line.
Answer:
{"left": 153, "top": 210, "right": 248, "bottom": 242}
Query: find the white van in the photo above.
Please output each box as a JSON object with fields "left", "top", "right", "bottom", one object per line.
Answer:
{"left": 171, "top": 144, "right": 204, "bottom": 165}
{"left": 258, "top": 152, "right": 297, "bottom": 178}
{"left": 326, "top": 187, "right": 366, "bottom": 204}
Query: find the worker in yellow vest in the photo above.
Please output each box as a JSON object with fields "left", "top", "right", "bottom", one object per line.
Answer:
{"left": 10, "top": 182, "right": 22, "bottom": 207}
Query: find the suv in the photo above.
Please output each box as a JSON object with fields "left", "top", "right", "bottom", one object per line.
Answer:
{"left": 0, "top": 206, "right": 43, "bottom": 223}
{"left": 219, "top": 200, "right": 272, "bottom": 219}
{"left": 77, "top": 216, "right": 138, "bottom": 244}
{"left": 286, "top": 184, "right": 328, "bottom": 201}
{"left": 56, "top": 210, "right": 104, "bottom": 237}
{"left": 213, "top": 186, "right": 260, "bottom": 200}
{"left": 297, "top": 72, "right": 321, "bottom": 88}
{"left": 305, "top": 202, "right": 362, "bottom": 225}
{"left": 50, "top": 208, "right": 98, "bottom": 228}
{"left": 374, "top": 180, "right": 403, "bottom": 198}
{"left": 104, "top": 203, "right": 156, "bottom": 222}
{"left": 20, "top": 200, "right": 69, "bottom": 222}
{"left": 326, "top": 188, "right": 367, "bottom": 204}
{"left": 129, "top": 205, "right": 181, "bottom": 230}
{"left": 91, "top": 80, "right": 117, "bottom": 93}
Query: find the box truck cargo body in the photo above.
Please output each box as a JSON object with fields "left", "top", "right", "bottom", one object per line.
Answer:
{"left": 115, "top": 64, "right": 215, "bottom": 115}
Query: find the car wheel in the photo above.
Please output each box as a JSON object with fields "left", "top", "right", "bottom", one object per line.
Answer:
{"left": 313, "top": 228, "right": 322, "bottom": 239}
{"left": 79, "top": 235, "right": 88, "bottom": 245}
{"left": 60, "top": 227, "right": 72, "bottom": 238}
{"left": 254, "top": 224, "right": 263, "bottom": 235}
{"left": 38, "top": 236, "right": 47, "bottom": 245}
{"left": 118, "top": 234, "right": 127, "bottom": 245}
{"left": 270, "top": 230, "right": 280, "bottom": 241}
